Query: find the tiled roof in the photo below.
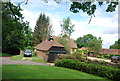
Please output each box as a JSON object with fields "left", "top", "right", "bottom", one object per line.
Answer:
{"left": 80, "top": 47, "right": 88, "bottom": 50}
{"left": 99, "top": 49, "right": 120, "bottom": 54}
{"left": 52, "top": 36, "right": 78, "bottom": 49}
{"left": 35, "top": 40, "right": 64, "bottom": 51}
{"left": 80, "top": 47, "right": 120, "bottom": 54}
{"left": 80, "top": 47, "right": 93, "bottom": 52}
{"left": 69, "top": 39, "right": 78, "bottom": 48}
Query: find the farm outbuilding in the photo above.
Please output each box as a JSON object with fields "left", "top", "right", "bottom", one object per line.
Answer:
{"left": 35, "top": 36, "right": 68, "bottom": 62}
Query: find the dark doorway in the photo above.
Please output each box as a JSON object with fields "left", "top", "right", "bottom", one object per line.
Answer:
{"left": 47, "top": 53, "right": 58, "bottom": 63}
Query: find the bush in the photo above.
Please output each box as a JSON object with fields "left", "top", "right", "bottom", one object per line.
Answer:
{"left": 104, "top": 55, "right": 111, "bottom": 59}
{"left": 97, "top": 54, "right": 103, "bottom": 58}
{"left": 103, "top": 54, "right": 120, "bottom": 59}
{"left": 97, "top": 55, "right": 102, "bottom": 58}
{"left": 24, "top": 46, "right": 34, "bottom": 51}
{"left": 72, "top": 49, "right": 88, "bottom": 55}
{"left": 55, "top": 59, "right": 120, "bottom": 80}
{"left": 58, "top": 54, "right": 83, "bottom": 60}
{"left": 58, "top": 54, "right": 120, "bottom": 68}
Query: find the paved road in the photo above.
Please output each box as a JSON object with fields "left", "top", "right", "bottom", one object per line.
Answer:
{"left": 1, "top": 57, "right": 52, "bottom": 66}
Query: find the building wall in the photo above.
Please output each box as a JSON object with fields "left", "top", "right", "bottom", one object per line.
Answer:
{"left": 36, "top": 50, "right": 48, "bottom": 61}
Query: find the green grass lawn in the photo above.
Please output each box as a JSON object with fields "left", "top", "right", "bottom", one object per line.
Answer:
{"left": 11, "top": 55, "right": 47, "bottom": 63}
{"left": 11, "top": 55, "right": 23, "bottom": 60}
{"left": 0, "top": 53, "right": 12, "bottom": 57}
{"left": 2, "top": 65, "right": 111, "bottom": 80}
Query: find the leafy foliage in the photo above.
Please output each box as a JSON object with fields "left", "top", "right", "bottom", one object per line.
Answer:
{"left": 58, "top": 54, "right": 120, "bottom": 69}
{"left": 61, "top": 17, "right": 74, "bottom": 36}
{"left": 70, "top": 1, "right": 118, "bottom": 16}
{"left": 73, "top": 49, "right": 88, "bottom": 55}
{"left": 57, "top": 34, "right": 71, "bottom": 53}
{"left": 87, "top": 37, "right": 102, "bottom": 54}
{"left": 76, "top": 34, "right": 102, "bottom": 55}
{"left": 2, "top": 1, "right": 33, "bottom": 55}
{"left": 76, "top": 34, "right": 96, "bottom": 48}
{"left": 34, "top": 13, "right": 53, "bottom": 45}
{"left": 55, "top": 59, "right": 120, "bottom": 80}
{"left": 110, "top": 39, "right": 120, "bottom": 49}
{"left": 70, "top": 2, "right": 96, "bottom": 15}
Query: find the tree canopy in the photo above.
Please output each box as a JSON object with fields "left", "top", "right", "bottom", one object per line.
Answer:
{"left": 76, "top": 34, "right": 96, "bottom": 48}
{"left": 87, "top": 37, "right": 102, "bottom": 54}
{"left": 4, "top": 0, "right": 118, "bottom": 26}
{"left": 57, "top": 34, "right": 71, "bottom": 53}
{"left": 2, "top": 1, "right": 33, "bottom": 55}
{"left": 76, "top": 34, "right": 102, "bottom": 54}
{"left": 7, "top": 0, "right": 118, "bottom": 21}
{"left": 34, "top": 13, "right": 53, "bottom": 45}
{"left": 110, "top": 39, "right": 120, "bottom": 49}
{"left": 61, "top": 17, "right": 74, "bottom": 36}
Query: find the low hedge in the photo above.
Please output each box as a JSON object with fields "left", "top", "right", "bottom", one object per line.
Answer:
{"left": 58, "top": 54, "right": 120, "bottom": 69}
{"left": 103, "top": 54, "right": 120, "bottom": 59}
{"left": 55, "top": 59, "right": 120, "bottom": 80}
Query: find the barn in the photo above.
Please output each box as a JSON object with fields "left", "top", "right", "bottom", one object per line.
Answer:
{"left": 35, "top": 36, "right": 68, "bottom": 62}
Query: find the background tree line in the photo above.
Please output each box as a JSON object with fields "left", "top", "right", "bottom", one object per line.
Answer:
{"left": 110, "top": 39, "right": 120, "bottom": 49}
{"left": 76, "top": 34, "right": 103, "bottom": 54}
{"left": 2, "top": 1, "right": 33, "bottom": 55}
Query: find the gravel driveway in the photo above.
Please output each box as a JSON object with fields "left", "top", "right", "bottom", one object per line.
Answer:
{"left": 1, "top": 57, "right": 52, "bottom": 66}
{"left": 87, "top": 57, "right": 111, "bottom": 63}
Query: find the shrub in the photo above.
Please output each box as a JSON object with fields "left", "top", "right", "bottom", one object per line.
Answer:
{"left": 97, "top": 54, "right": 103, "bottom": 58}
{"left": 97, "top": 55, "right": 102, "bottom": 58}
{"left": 58, "top": 54, "right": 83, "bottom": 60}
{"left": 104, "top": 55, "right": 111, "bottom": 59}
{"left": 58, "top": 54, "right": 120, "bottom": 69}
{"left": 72, "top": 49, "right": 88, "bottom": 55}
{"left": 55, "top": 59, "right": 120, "bottom": 80}
{"left": 24, "top": 46, "right": 34, "bottom": 51}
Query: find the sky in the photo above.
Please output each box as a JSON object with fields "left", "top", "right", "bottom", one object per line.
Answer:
{"left": 11, "top": 0, "right": 119, "bottom": 49}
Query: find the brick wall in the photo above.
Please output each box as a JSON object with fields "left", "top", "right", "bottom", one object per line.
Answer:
{"left": 36, "top": 50, "right": 48, "bottom": 61}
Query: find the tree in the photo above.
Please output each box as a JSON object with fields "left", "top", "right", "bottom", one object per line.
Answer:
{"left": 34, "top": 13, "right": 53, "bottom": 45}
{"left": 6, "top": 0, "right": 118, "bottom": 24}
{"left": 87, "top": 37, "right": 102, "bottom": 54}
{"left": 76, "top": 34, "right": 96, "bottom": 48}
{"left": 110, "top": 39, "right": 120, "bottom": 49}
{"left": 70, "top": 1, "right": 118, "bottom": 23}
{"left": 19, "top": 0, "right": 118, "bottom": 15}
{"left": 61, "top": 17, "right": 74, "bottom": 37}
{"left": 2, "top": 1, "right": 33, "bottom": 55}
{"left": 57, "top": 34, "right": 71, "bottom": 53}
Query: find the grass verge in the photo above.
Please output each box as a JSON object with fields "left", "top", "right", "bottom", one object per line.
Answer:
{"left": 2, "top": 65, "right": 111, "bottom": 79}
{"left": 11, "top": 55, "right": 46, "bottom": 63}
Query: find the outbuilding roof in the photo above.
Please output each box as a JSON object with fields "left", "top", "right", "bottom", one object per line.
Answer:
{"left": 80, "top": 47, "right": 120, "bottom": 54}
{"left": 99, "top": 49, "right": 120, "bottom": 54}
{"left": 35, "top": 40, "right": 64, "bottom": 51}
{"left": 52, "top": 36, "right": 78, "bottom": 49}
